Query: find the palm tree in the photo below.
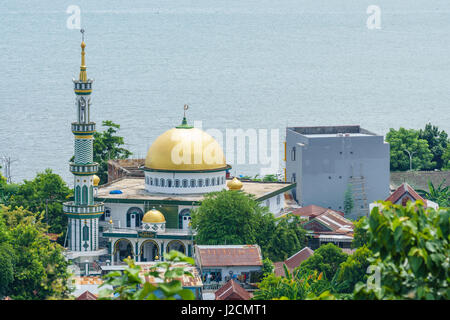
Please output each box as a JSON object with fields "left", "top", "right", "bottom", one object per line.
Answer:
{"left": 417, "top": 179, "right": 449, "bottom": 207}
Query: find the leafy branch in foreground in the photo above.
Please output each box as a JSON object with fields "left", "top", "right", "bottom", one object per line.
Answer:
{"left": 98, "top": 250, "right": 196, "bottom": 300}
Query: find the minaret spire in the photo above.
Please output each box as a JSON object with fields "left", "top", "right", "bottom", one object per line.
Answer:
{"left": 79, "top": 29, "right": 87, "bottom": 82}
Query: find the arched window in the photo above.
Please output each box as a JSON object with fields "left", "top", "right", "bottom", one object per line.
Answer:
{"left": 160, "top": 179, "right": 165, "bottom": 187}
{"left": 175, "top": 180, "right": 180, "bottom": 188}
{"left": 277, "top": 195, "right": 281, "bottom": 205}
{"left": 211, "top": 178, "right": 215, "bottom": 186}
{"left": 167, "top": 179, "right": 173, "bottom": 187}
{"left": 126, "top": 207, "right": 144, "bottom": 228}
{"left": 198, "top": 179, "right": 203, "bottom": 187}
{"left": 221, "top": 177, "right": 224, "bottom": 184}
{"left": 217, "top": 177, "right": 220, "bottom": 185}
{"left": 82, "top": 185, "right": 88, "bottom": 205}
{"left": 182, "top": 179, "right": 188, "bottom": 188}
{"left": 190, "top": 179, "right": 196, "bottom": 188}
{"left": 155, "top": 178, "right": 159, "bottom": 187}
{"left": 82, "top": 225, "right": 89, "bottom": 241}
{"left": 89, "top": 186, "right": 94, "bottom": 204}
{"left": 205, "top": 178, "right": 210, "bottom": 187}
{"left": 291, "top": 147, "right": 296, "bottom": 161}
{"left": 75, "top": 186, "right": 81, "bottom": 205}
{"left": 150, "top": 177, "right": 153, "bottom": 185}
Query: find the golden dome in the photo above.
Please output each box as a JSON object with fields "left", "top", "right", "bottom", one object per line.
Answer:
{"left": 93, "top": 175, "right": 100, "bottom": 187}
{"left": 142, "top": 209, "right": 166, "bottom": 223}
{"left": 227, "top": 177, "right": 243, "bottom": 190}
{"left": 145, "top": 118, "right": 227, "bottom": 171}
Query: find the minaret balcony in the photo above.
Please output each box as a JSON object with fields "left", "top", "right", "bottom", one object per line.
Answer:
{"left": 70, "top": 162, "right": 99, "bottom": 175}
{"left": 63, "top": 201, "right": 104, "bottom": 217}
{"left": 72, "top": 122, "right": 96, "bottom": 134}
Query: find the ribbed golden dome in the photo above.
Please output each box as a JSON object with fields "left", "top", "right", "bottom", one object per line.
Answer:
{"left": 93, "top": 175, "right": 100, "bottom": 187}
{"left": 227, "top": 177, "right": 243, "bottom": 190}
{"left": 142, "top": 209, "right": 166, "bottom": 223}
{"left": 145, "top": 118, "right": 227, "bottom": 171}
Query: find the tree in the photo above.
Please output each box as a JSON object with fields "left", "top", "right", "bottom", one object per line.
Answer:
{"left": 265, "top": 215, "right": 307, "bottom": 262}
{"left": 0, "top": 219, "right": 15, "bottom": 297}
{"left": 417, "top": 179, "right": 449, "bottom": 208}
{"left": 98, "top": 250, "right": 195, "bottom": 300}
{"left": 7, "top": 169, "right": 71, "bottom": 245}
{"left": 442, "top": 144, "right": 450, "bottom": 170}
{"left": 0, "top": 205, "right": 71, "bottom": 300}
{"left": 299, "top": 243, "right": 348, "bottom": 281}
{"left": 92, "top": 121, "right": 132, "bottom": 184}
{"left": 190, "top": 190, "right": 307, "bottom": 261}
{"left": 343, "top": 184, "right": 354, "bottom": 217}
{"left": 253, "top": 266, "right": 330, "bottom": 300}
{"left": 352, "top": 216, "right": 368, "bottom": 248}
{"left": 386, "top": 127, "right": 435, "bottom": 171}
{"left": 335, "top": 245, "right": 373, "bottom": 293}
{"left": 261, "top": 258, "right": 274, "bottom": 276}
{"left": 354, "top": 202, "right": 449, "bottom": 300}
{"left": 418, "top": 123, "right": 449, "bottom": 170}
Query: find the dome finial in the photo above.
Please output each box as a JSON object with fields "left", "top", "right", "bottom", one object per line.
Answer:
{"left": 79, "top": 28, "right": 88, "bottom": 82}
{"left": 176, "top": 104, "right": 193, "bottom": 128}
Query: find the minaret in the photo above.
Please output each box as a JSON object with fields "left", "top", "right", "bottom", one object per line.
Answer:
{"left": 64, "top": 30, "right": 104, "bottom": 253}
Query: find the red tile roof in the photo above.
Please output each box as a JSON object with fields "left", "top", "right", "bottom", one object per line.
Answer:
{"left": 76, "top": 290, "right": 97, "bottom": 300}
{"left": 215, "top": 279, "right": 253, "bottom": 300}
{"left": 303, "top": 210, "right": 354, "bottom": 235}
{"left": 291, "top": 205, "right": 330, "bottom": 218}
{"left": 196, "top": 245, "right": 263, "bottom": 267}
{"left": 385, "top": 183, "right": 427, "bottom": 207}
{"left": 273, "top": 247, "right": 314, "bottom": 276}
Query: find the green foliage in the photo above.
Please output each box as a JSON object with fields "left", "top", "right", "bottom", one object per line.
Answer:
{"left": 443, "top": 144, "right": 450, "bottom": 170}
{"left": 352, "top": 216, "right": 368, "bottom": 248}
{"left": 299, "top": 243, "right": 348, "bottom": 281}
{"left": 418, "top": 123, "right": 449, "bottom": 170}
{"left": 265, "top": 215, "right": 307, "bottom": 262}
{"left": 416, "top": 179, "right": 449, "bottom": 207}
{"left": 354, "top": 202, "right": 449, "bottom": 300}
{"left": 386, "top": 127, "right": 434, "bottom": 171}
{"left": 343, "top": 184, "right": 354, "bottom": 217}
{"left": 7, "top": 169, "right": 71, "bottom": 245}
{"left": 253, "top": 268, "right": 330, "bottom": 300}
{"left": 240, "top": 174, "right": 279, "bottom": 182}
{"left": 262, "top": 258, "right": 274, "bottom": 276}
{"left": 190, "top": 190, "right": 306, "bottom": 261}
{"left": 0, "top": 205, "right": 71, "bottom": 300}
{"left": 335, "top": 245, "right": 373, "bottom": 293}
{"left": 98, "top": 250, "right": 195, "bottom": 300}
{"left": 92, "top": 121, "right": 132, "bottom": 184}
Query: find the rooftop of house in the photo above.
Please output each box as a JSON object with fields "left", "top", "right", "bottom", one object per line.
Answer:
{"left": 385, "top": 182, "right": 426, "bottom": 206}
{"left": 76, "top": 290, "right": 97, "bottom": 300}
{"left": 215, "top": 279, "right": 253, "bottom": 300}
{"left": 96, "top": 177, "right": 294, "bottom": 203}
{"left": 288, "top": 125, "right": 378, "bottom": 138}
{"left": 274, "top": 247, "right": 315, "bottom": 277}
{"left": 195, "top": 245, "right": 263, "bottom": 268}
{"left": 139, "top": 263, "right": 203, "bottom": 288}
{"left": 290, "top": 205, "right": 344, "bottom": 219}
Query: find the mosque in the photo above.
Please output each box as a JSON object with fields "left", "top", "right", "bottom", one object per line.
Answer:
{"left": 63, "top": 36, "right": 295, "bottom": 273}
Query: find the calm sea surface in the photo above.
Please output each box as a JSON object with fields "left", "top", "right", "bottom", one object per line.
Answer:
{"left": 1, "top": 0, "right": 449, "bottom": 184}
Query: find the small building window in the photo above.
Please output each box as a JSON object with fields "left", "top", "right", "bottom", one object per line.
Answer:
{"left": 167, "top": 179, "right": 173, "bottom": 187}
{"left": 217, "top": 177, "right": 220, "bottom": 185}
{"left": 198, "top": 179, "right": 203, "bottom": 187}
{"left": 291, "top": 147, "right": 296, "bottom": 161}
{"left": 150, "top": 177, "right": 153, "bottom": 185}
{"left": 205, "top": 178, "right": 210, "bottom": 187}
{"left": 82, "top": 225, "right": 89, "bottom": 241}
{"left": 277, "top": 195, "right": 281, "bottom": 205}
{"left": 211, "top": 178, "right": 215, "bottom": 186}
{"left": 175, "top": 180, "right": 180, "bottom": 188}
{"left": 182, "top": 179, "right": 188, "bottom": 188}
{"left": 291, "top": 173, "right": 296, "bottom": 183}
{"left": 160, "top": 179, "right": 165, "bottom": 187}
{"left": 155, "top": 178, "right": 159, "bottom": 186}
{"left": 190, "top": 179, "right": 196, "bottom": 188}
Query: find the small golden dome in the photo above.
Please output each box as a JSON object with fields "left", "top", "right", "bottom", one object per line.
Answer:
{"left": 227, "top": 177, "right": 243, "bottom": 190}
{"left": 145, "top": 118, "right": 227, "bottom": 171}
{"left": 81, "top": 41, "right": 86, "bottom": 49}
{"left": 93, "top": 175, "right": 100, "bottom": 187}
{"left": 142, "top": 208, "right": 166, "bottom": 223}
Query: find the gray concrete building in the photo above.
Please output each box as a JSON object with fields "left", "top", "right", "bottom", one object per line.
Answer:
{"left": 285, "top": 125, "right": 390, "bottom": 218}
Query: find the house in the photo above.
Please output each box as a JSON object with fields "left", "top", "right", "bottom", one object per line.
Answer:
{"left": 290, "top": 204, "right": 345, "bottom": 221}
{"left": 215, "top": 279, "right": 253, "bottom": 300}
{"left": 300, "top": 209, "right": 354, "bottom": 250}
{"left": 195, "top": 245, "right": 263, "bottom": 292}
{"left": 370, "top": 182, "right": 439, "bottom": 212}
{"left": 285, "top": 125, "right": 390, "bottom": 218}
{"left": 273, "top": 247, "right": 314, "bottom": 277}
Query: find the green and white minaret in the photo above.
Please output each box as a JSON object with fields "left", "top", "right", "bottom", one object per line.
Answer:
{"left": 64, "top": 30, "right": 104, "bottom": 253}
